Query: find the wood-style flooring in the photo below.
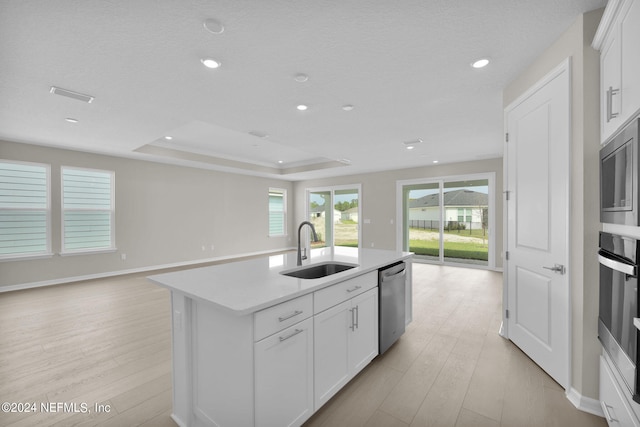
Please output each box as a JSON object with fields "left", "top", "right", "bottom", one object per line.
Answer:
{"left": 0, "top": 263, "right": 606, "bottom": 426}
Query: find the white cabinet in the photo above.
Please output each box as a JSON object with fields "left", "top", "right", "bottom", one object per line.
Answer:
{"left": 314, "top": 287, "right": 378, "bottom": 409}
{"left": 600, "top": 354, "right": 640, "bottom": 427}
{"left": 254, "top": 317, "right": 314, "bottom": 427}
{"left": 594, "top": 0, "right": 640, "bottom": 143}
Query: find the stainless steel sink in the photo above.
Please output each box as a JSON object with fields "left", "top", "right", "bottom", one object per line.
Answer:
{"left": 280, "top": 262, "right": 358, "bottom": 279}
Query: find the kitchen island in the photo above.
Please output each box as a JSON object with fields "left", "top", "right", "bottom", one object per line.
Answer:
{"left": 148, "top": 247, "right": 412, "bottom": 427}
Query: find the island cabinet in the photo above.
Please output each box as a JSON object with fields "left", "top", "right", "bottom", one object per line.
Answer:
{"left": 167, "top": 270, "right": 382, "bottom": 427}
{"left": 314, "top": 272, "right": 378, "bottom": 409}
{"left": 594, "top": 0, "right": 640, "bottom": 143}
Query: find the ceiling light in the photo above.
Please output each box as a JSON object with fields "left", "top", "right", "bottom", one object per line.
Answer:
{"left": 342, "top": 105, "right": 354, "bottom": 111}
{"left": 296, "top": 104, "right": 308, "bottom": 111}
{"left": 203, "top": 18, "right": 224, "bottom": 34}
{"left": 433, "top": 160, "right": 439, "bottom": 164}
{"left": 406, "top": 146, "right": 415, "bottom": 150}
{"left": 249, "top": 130, "right": 269, "bottom": 138}
{"left": 278, "top": 160, "right": 284, "bottom": 164}
{"left": 471, "top": 58, "right": 490, "bottom": 69}
{"left": 164, "top": 135, "right": 173, "bottom": 140}
{"left": 294, "top": 73, "right": 309, "bottom": 83}
{"left": 65, "top": 118, "right": 78, "bottom": 123}
{"left": 201, "top": 58, "right": 221, "bottom": 69}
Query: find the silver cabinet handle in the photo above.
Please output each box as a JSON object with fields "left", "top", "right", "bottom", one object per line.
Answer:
{"left": 278, "top": 310, "right": 303, "bottom": 322}
{"left": 349, "top": 308, "right": 356, "bottom": 331}
{"left": 279, "top": 328, "right": 304, "bottom": 342}
{"left": 346, "top": 285, "right": 362, "bottom": 293}
{"left": 602, "top": 402, "right": 618, "bottom": 423}
{"left": 607, "top": 86, "right": 620, "bottom": 123}
{"left": 543, "top": 264, "right": 566, "bottom": 275}
{"left": 354, "top": 305, "right": 359, "bottom": 330}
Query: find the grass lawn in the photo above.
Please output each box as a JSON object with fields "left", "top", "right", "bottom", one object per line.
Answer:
{"left": 409, "top": 239, "right": 488, "bottom": 261}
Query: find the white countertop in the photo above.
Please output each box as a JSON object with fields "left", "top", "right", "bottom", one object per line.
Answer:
{"left": 148, "top": 247, "right": 412, "bottom": 315}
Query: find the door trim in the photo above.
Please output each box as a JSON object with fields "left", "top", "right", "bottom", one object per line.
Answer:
{"left": 502, "top": 57, "right": 572, "bottom": 390}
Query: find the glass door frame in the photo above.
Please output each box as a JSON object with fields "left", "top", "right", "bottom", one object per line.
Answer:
{"left": 305, "top": 184, "right": 362, "bottom": 250}
{"left": 396, "top": 172, "right": 496, "bottom": 269}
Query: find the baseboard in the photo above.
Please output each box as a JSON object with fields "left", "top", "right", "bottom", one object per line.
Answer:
{"left": 0, "top": 247, "right": 296, "bottom": 293}
{"left": 566, "top": 387, "right": 605, "bottom": 418}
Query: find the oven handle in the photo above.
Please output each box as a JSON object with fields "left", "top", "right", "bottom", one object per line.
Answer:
{"left": 598, "top": 251, "right": 637, "bottom": 276}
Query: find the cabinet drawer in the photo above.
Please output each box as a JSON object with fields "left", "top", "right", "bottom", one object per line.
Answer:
{"left": 254, "top": 294, "right": 313, "bottom": 342}
{"left": 314, "top": 271, "right": 377, "bottom": 314}
{"left": 600, "top": 355, "right": 640, "bottom": 427}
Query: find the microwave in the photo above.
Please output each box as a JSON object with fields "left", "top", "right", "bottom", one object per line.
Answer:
{"left": 600, "top": 117, "right": 640, "bottom": 225}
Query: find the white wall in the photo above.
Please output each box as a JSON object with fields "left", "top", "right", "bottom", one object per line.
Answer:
{"left": 0, "top": 140, "right": 294, "bottom": 289}
{"left": 503, "top": 9, "right": 603, "bottom": 401}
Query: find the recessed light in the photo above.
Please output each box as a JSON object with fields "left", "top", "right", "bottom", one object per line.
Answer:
{"left": 433, "top": 160, "right": 439, "bottom": 164}
{"left": 65, "top": 118, "right": 79, "bottom": 123}
{"left": 471, "top": 58, "right": 490, "bottom": 69}
{"left": 342, "top": 104, "right": 354, "bottom": 111}
{"left": 406, "top": 146, "right": 415, "bottom": 150}
{"left": 164, "top": 135, "right": 173, "bottom": 140}
{"left": 294, "top": 73, "right": 309, "bottom": 83}
{"left": 296, "top": 104, "right": 308, "bottom": 111}
{"left": 203, "top": 18, "right": 224, "bottom": 34}
{"left": 201, "top": 58, "right": 221, "bottom": 69}
{"left": 278, "top": 160, "right": 284, "bottom": 164}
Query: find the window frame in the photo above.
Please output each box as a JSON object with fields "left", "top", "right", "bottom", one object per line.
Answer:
{"left": 268, "top": 187, "right": 287, "bottom": 237}
{"left": 60, "top": 166, "right": 116, "bottom": 255}
{"left": 0, "top": 159, "right": 52, "bottom": 261}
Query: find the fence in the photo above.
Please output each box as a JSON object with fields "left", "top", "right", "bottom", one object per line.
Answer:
{"left": 409, "top": 220, "right": 484, "bottom": 232}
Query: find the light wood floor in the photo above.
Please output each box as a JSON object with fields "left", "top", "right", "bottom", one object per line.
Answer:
{"left": 0, "top": 263, "right": 606, "bottom": 426}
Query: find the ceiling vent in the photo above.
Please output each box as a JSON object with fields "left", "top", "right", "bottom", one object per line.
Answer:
{"left": 50, "top": 86, "right": 94, "bottom": 103}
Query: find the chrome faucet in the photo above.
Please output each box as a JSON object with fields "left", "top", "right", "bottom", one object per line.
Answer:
{"left": 297, "top": 221, "right": 319, "bottom": 266}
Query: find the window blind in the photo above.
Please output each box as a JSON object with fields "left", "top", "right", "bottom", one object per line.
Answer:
{"left": 0, "top": 161, "right": 50, "bottom": 257}
{"left": 268, "top": 189, "right": 285, "bottom": 236}
{"left": 62, "top": 167, "right": 114, "bottom": 252}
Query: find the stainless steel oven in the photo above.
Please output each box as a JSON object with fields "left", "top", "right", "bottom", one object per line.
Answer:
{"left": 600, "top": 117, "right": 640, "bottom": 225}
{"left": 598, "top": 231, "right": 640, "bottom": 402}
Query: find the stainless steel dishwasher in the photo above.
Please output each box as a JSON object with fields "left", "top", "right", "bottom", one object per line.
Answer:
{"left": 379, "top": 261, "right": 406, "bottom": 355}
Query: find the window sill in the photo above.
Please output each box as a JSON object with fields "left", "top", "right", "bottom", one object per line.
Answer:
{"left": 0, "top": 253, "right": 54, "bottom": 263}
{"left": 59, "top": 248, "right": 118, "bottom": 257}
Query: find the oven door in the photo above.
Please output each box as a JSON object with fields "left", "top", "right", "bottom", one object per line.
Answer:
{"left": 598, "top": 248, "right": 639, "bottom": 399}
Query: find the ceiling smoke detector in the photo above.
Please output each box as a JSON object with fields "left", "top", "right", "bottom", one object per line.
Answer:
{"left": 50, "top": 86, "right": 94, "bottom": 103}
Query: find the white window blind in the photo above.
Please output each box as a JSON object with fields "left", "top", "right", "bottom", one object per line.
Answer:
{"left": 62, "top": 167, "right": 114, "bottom": 253}
{"left": 0, "top": 161, "right": 50, "bottom": 258}
{"left": 268, "top": 189, "right": 286, "bottom": 236}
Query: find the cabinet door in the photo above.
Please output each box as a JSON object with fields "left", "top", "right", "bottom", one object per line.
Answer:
{"left": 314, "top": 300, "right": 351, "bottom": 409}
{"left": 349, "top": 288, "right": 379, "bottom": 374}
{"left": 601, "top": 22, "right": 622, "bottom": 142}
{"left": 255, "top": 317, "right": 314, "bottom": 427}
{"left": 621, "top": 0, "right": 640, "bottom": 124}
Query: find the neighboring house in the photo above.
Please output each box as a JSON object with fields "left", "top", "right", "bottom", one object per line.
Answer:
{"left": 309, "top": 205, "right": 341, "bottom": 222}
{"left": 341, "top": 207, "right": 359, "bottom": 222}
{"left": 409, "top": 189, "right": 488, "bottom": 229}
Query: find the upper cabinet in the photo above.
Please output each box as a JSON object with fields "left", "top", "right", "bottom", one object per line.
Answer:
{"left": 593, "top": 0, "right": 640, "bottom": 143}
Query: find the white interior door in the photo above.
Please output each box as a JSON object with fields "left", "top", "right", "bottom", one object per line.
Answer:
{"left": 504, "top": 59, "right": 570, "bottom": 389}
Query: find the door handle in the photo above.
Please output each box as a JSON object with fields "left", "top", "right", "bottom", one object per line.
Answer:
{"left": 543, "top": 264, "right": 566, "bottom": 275}
{"left": 607, "top": 86, "right": 620, "bottom": 123}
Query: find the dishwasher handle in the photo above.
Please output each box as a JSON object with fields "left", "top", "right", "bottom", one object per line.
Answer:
{"left": 381, "top": 262, "right": 406, "bottom": 280}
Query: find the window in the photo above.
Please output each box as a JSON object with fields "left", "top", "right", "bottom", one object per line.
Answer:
{"left": 0, "top": 160, "right": 51, "bottom": 259}
{"left": 307, "top": 185, "right": 361, "bottom": 249}
{"left": 268, "top": 188, "right": 286, "bottom": 236}
{"left": 62, "top": 167, "right": 114, "bottom": 253}
{"left": 399, "top": 174, "right": 494, "bottom": 268}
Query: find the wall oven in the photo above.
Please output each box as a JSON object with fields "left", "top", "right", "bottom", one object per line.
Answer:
{"left": 598, "top": 231, "right": 640, "bottom": 402}
{"left": 600, "top": 117, "right": 639, "bottom": 225}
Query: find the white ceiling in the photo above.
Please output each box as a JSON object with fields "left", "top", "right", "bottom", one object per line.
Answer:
{"left": 0, "top": 0, "right": 606, "bottom": 181}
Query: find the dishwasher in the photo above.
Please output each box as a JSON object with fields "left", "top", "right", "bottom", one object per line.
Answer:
{"left": 379, "top": 261, "right": 406, "bottom": 355}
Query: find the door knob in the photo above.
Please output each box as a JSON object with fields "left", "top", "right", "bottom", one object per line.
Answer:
{"left": 543, "top": 264, "right": 566, "bottom": 275}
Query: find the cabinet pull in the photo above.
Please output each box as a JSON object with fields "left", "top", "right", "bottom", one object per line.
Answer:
{"left": 354, "top": 305, "right": 359, "bottom": 330}
{"left": 278, "top": 310, "right": 303, "bottom": 322}
{"left": 607, "top": 86, "right": 620, "bottom": 123}
{"left": 346, "top": 285, "right": 362, "bottom": 293}
{"left": 349, "top": 308, "right": 356, "bottom": 331}
{"left": 279, "top": 328, "right": 304, "bottom": 342}
{"left": 602, "top": 402, "right": 618, "bottom": 423}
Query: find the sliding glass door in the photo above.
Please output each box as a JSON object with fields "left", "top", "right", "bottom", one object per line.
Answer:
{"left": 307, "top": 185, "right": 361, "bottom": 249}
{"left": 400, "top": 174, "right": 493, "bottom": 268}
